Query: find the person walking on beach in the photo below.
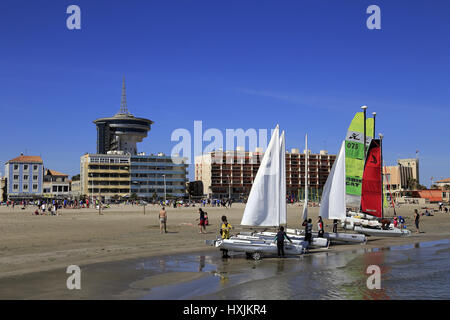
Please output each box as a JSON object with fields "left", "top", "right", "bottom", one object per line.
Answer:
{"left": 197, "top": 208, "right": 207, "bottom": 234}
{"left": 274, "top": 226, "right": 292, "bottom": 258}
{"left": 159, "top": 207, "right": 167, "bottom": 234}
{"left": 414, "top": 209, "right": 420, "bottom": 233}
{"left": 317, "top": 216, "right": 324, "bottom": 238}
{"left": 220, "top": 215, "right": 233, "bottom": 258}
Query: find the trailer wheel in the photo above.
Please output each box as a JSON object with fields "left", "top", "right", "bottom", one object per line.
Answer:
{"left": 252, "top": 252, "right": 261, "bottom": 261}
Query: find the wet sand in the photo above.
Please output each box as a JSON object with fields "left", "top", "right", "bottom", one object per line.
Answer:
{"left": 0, "top": 203, "right": 449, "bottom": 299}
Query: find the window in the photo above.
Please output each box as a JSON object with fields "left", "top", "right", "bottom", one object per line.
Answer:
{"left": 33, "top": 165, "right": 38, "bottom": 171}
{"left": 33, "top": 184, "right": 38, "bottom": 190}
{"left": 14, "top": 165, "right": 18, "bottom": 170}
{"left": 24, "top": 165, "right": 28, "bottom": 170}
{"left": 13, "top": 184, "right": 19, "bottom": 190}
{"left": 13, "top": 175, "right": 19, "bottom": 180}
{"left": 23, "top": 184, "right": 28, "bottom": 190}
{"left": 33, "top": 175, "right": 38, "bottom": 180}
{"left": 24, "top": 175, "right": 29, "bottom": 180}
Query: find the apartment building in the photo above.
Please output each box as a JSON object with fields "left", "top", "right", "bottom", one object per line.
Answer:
{"left": 80, "top": 152, "right": 131, "bottom": 201}
{"left": 4, "top": 155, "right": 44, "bottom": 200}
{"left": 195, "top": 147, "right": 336, "bottom": 200}
{"left": 130, "top": 152, "right": 188, "bottom": 199}
{"left": 43, "top": 169, "right": 71, "bottom": 199}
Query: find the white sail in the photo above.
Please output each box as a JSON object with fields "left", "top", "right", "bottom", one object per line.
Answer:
{"left": 319, "top": 140, "right": 346, "bottom": 220}
{"left": 241, "top": 126, "right": 281, "bottom": 226}
{"left": 279, "top": 130, "right": 286, "bottom": 225}
{"left": 302, "top": 134, "right": 308, "bottom": 220}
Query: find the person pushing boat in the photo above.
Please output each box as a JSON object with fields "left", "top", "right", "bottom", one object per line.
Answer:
{"left": 302, "top": 218, "right": 313, "bottom": 248}
{"left": 274, "top": 226, "right": 293, "bottom": 258}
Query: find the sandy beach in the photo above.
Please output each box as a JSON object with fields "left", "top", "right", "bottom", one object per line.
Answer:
{"left": 0, "top": 202, "right": 449, "bottom": 281}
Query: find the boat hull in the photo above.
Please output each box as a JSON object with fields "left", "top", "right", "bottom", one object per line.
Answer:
{"left": 245, "top": 231, "right": 329, "bottom": 248}
{"left": 285, "top": 229, "right": 366, "bottom": 244}
{"left": 354, "top": 225, "right": 411, "bottom": 237}
{"left": 214, "top": 238, "right": 304, "bottom": 256}
{"left": 317, "top": 232, "right": 366, "bottom": 244}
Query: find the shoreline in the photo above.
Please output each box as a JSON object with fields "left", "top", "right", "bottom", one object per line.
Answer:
{"left": 0, "top": 203, "right": 448, "bottom": 281}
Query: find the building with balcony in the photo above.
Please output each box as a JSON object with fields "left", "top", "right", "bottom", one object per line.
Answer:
{"left": 4, "top": 155, "right": 44, "bottom": 200}
{"left": 195, "top": 147, "right": 336, "bottom": 200}
{"left": 80, "top": 152, "right": 131, "bottom": 201}
{"left": 130, "top": 153, "right": 188, "bottom": 199}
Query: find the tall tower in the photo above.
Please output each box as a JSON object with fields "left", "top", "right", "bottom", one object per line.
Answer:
{"left": 398, "top": 158, "right": 420, "bottom": 185}
{"left": 93, "top": 78, "right": 153, "bottom": 155}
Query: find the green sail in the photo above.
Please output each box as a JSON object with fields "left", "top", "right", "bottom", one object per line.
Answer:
{"left": 345, "top": 113, "right": 374, "bottom": 205}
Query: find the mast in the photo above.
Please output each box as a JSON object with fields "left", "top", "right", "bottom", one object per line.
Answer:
{"left": 361, "top": 106, "right": 368, "bottom": 161}
{"left": 302, "top": 134, "right": 308, "bottom": 221}
{"left": 379, "top": 133, "right": 384, "bottom": 219}
{"left": 372, "top": 112, "right": 377, "bottom": 137}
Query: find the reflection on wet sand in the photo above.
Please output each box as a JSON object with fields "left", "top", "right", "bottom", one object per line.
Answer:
{"left": 135, "top": 239, "right": 449, "bottom": 300}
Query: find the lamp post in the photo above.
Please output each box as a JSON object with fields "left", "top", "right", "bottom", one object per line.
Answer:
{"left": 372, "top": 112, "right": 377, "bottom": 137}
{"left": 227, "top": 174, "right": 231, "bottom": 201}
{"left": 162, "top": 174, "right": 166, "bottom": 204}
{"left": 89, "top": 173, "right": 94, "bottom": 208}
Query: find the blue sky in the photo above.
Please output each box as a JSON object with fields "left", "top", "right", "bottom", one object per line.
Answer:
{"left": 0, "top": 0, "right": 449, "bottom": 185}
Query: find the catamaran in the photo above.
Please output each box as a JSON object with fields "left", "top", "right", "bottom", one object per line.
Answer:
{"left": 238, "top": 133, "right": 329, "bottom": 248}
{"left": 208, "top": 126, "right": 306, "bottom": 259}
{"left": 317, "top": 140, "right": 367, "bottom": 243}
{"left": 339, "top": 109, "right": 410, "bottom": 237}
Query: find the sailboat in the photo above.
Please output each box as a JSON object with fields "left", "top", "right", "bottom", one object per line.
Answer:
{"left": 318, "top": 141, "right": 367, "bottom": 243}
{"left": 208, "top": 126, "right": 305, "bottom": 259}
{"left": 278, "top": 135, "right": 358, "bottom": 247}
{"left": 339, "top": 109, "right": 410, "bottom": 237}
{"left": 234, "top": 133, "right": 329, "bottom": 248}
{"left": 353, "top": 137, "right": 411, "bottom": 237}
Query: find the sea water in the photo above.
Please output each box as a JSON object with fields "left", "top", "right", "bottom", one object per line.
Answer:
{"left": 138, "top": 239, "right": 450, "bottom": 300}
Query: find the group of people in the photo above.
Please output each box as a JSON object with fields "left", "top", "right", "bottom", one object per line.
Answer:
{"left": 34, "top": 202, "right": 60, "bottom": 216}
{"left": 4, "top": 199, "right": 98, "bottom": 210}
{"left": 200, "top": 198, "right": 233, "bottom": 208}
{"left": 273, "top": 217, "right": 325, "bottom": 258}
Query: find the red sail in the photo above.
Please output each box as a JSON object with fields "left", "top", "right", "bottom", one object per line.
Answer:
{"left": 361, "top": 139, "right": 382, "bottom": 218}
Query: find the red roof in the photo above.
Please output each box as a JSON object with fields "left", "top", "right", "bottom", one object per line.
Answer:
{"left": 7, "top": 155, "right": 43, "bottom": 163}
{"left": 436, "top": 178, "right": 450, "bottom": 183}
{"left": 417, "top": 190, "right": 442, "bottom": 202}
{"left": 45, "top": 169, "right": 68, "bottom": 177}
